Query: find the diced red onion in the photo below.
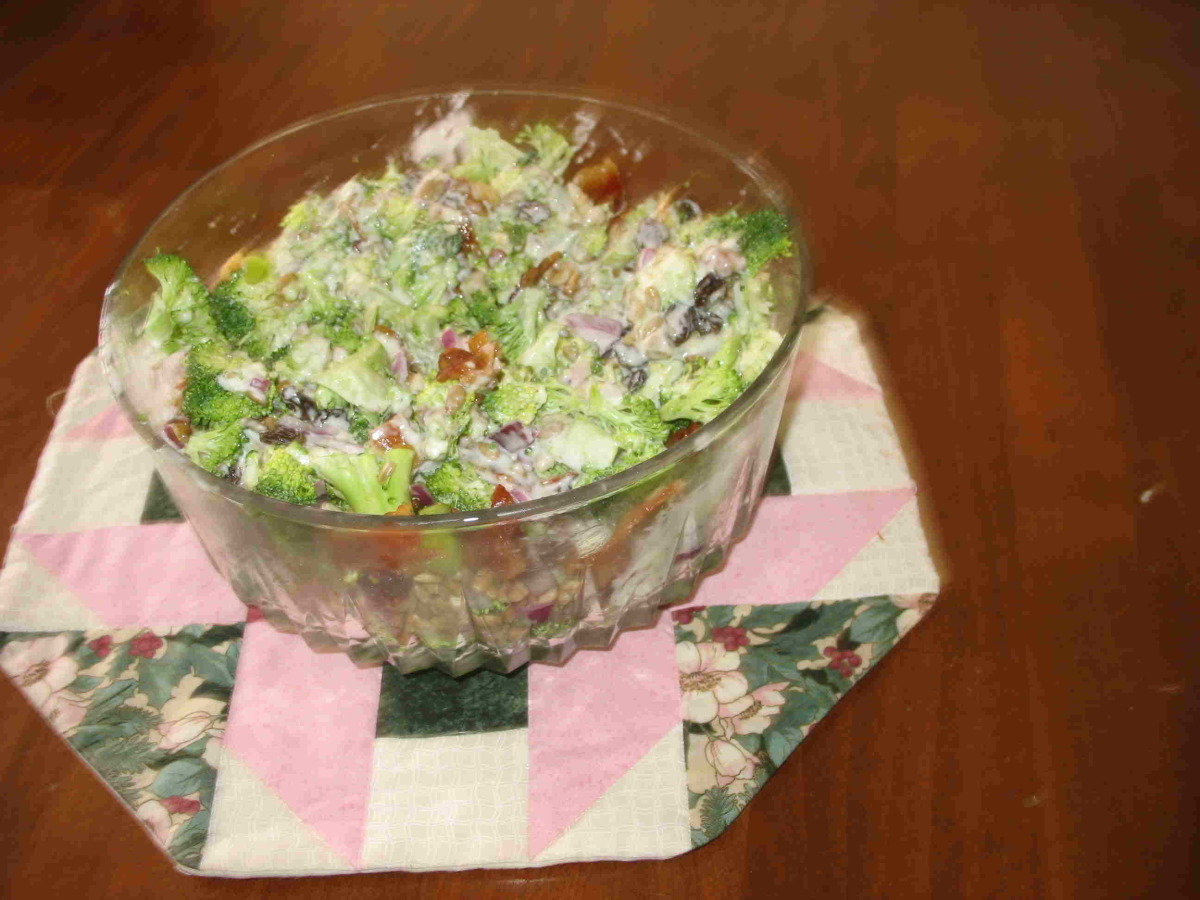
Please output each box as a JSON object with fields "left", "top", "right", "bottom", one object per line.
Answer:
{"left": 305, "top": 434, "right": 364, "bottom": 454}
{"left": 563, "top": 354, "right": 591, "bottom": 387}
{"left": 636, "top": 247, "right": 657, "bottom": 270}
{"left": 390, "top": 346, "right": 409, "bottom": 380}
{"left": 565, "top": 313, "right": 623, "bottom": 354}
{"left": 489, "top": 421, "right": 535, "bottom": 453}
{"left": 163, "top": 420, "right": 189, "bottom": 449}
{"left": 510, "top": 488, "right": 531, "bottom": 503}
{"left": 525, "top": 604, "right": 554, "bottom": 623}
{"left": 411, "top": 483, "right": 435, "bottom": 508}
{"left": 247, "top": 377, "right": 270, "bottom": 405}
{"left": 441, "top": 328, "right": 466, "bottom": 350}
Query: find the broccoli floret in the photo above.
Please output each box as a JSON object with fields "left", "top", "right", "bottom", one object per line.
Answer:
{"left": 711, "top": 209, "right": 794, "bottom": 275}
{"left": 281, "top": 194, "right": 322, "bottom": 233}
{"left": 600, "top": 395, "right": 671, "bottom": 454}
{"left": 543, "top": 419, "right": 619, "bottom": 473}
{"left": 736, "top": 330, "right": 783, "bottom": 384}
{"left": 492, "top": 287, "right": 549, "bottom": 362}
{"left": 142, "top": 253, "right": 214, "bottom": 347}
{"left": 348, "top": 409, "right": 381, "bottom": 444}
{"left": 658, "top": 359, "right": 745, "bottom": 424}
{"left": 516, "top": 123, "right": 573, "bottom": 175}
{"left": 482, "top": 380, "right": 547, "bottom": 425}
{"left": 422, "top": 459, "right": 492, "bottom": 512}
{"left": 466, "top": 291, "right": 500, "bottom": 330}
{"left": 451, "top": 127, "right": 524, "bottom": 183}
{"left": 184, "top": 421, "right": 246, "bottom": 475}
{"left": 314, "top": 340, "right": 394, "bottom": 413}
{"left": 306, "top": 294, "right": 364, "bottom": 352}
{"left": 181, "top": 345, "right": 268, "bottom": 428}
{"left": 254, "top": 445, "right": 318, "bottom": 506}
{"left": 208, "top": 270, "right": 256, "bottom": 343}
{"left": 311, "top": 447, "right": 413, "bottom": 514}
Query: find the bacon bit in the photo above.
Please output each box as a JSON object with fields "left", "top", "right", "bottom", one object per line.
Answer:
{"left": 386, "top": 503, "right": 414, "bottom": 516}
{"left": 544, "top": 257, "right": 581, "bottom": 296}
{"left": 520, "top": 251, "right": 564, "bottom": 289}
{"left": 436, "top": 347, "right": 477, "bottom": 382}
{"left": 370, "top": 421, "right": 416, "bottom": 459}
{"left": 666, "top": 422, "right": 702, "bottom": 447}
{"left": 458, "top": 221, "right": 480, "bottom": 255}
{"left": 491, "top": 484, "right": 516, "bottom": 507}
{"left": 468, "top": 329, "right": 491, "bottom": 354}
{"left": 583, "top": 480, "right": 685, "bottom": 582}
{"left": 163, "top": 418, "right": 192, "bottom": 448}
{"left": 468, "top": 180, "right": 500, "bottom": 208}
{"left": 572, "top": 157, "right": 623, "bottom": 208}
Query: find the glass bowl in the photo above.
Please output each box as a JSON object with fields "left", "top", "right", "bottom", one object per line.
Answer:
{"left": 99, "top": 88, "right": 809, "bottom": 675}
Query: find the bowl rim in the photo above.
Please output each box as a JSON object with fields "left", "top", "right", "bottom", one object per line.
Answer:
{"left": 99, "top": 85, "right": 810, "bottom": 532}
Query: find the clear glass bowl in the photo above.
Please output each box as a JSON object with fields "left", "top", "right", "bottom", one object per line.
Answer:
{"left": 99, "top": 89, "right": 809, "bottom": 675}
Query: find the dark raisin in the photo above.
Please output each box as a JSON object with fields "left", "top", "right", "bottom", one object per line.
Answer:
{"left": 624, "top": 368, "right": 648, "bottom": 391}
{"left": 693, "top": 273, "right": 727, "bottom": 307}
{"left": 261, "top": 426, "right": 304, "bottom": 445}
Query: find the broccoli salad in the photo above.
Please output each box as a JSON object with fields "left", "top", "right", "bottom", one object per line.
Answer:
{"left": 136, "top": 119, "right": 792, "bottom": 515}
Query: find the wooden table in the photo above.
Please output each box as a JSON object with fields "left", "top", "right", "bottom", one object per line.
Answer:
{"left": 2, "top": 1, "right": 1197, "bottom": 896}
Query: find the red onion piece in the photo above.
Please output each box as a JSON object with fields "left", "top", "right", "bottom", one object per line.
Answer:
{"left": 247, "top": 377, "right": 270, "bottom": 405}
{"left": 525, "top": 604, "right": 554, "bottom": 624}
{"left": 411, "top": 483, "right": 435, "bottom": 508}
{"left": 563, "top": 354, "right": 591, "bottom": 387}
{"left": 637, "top": 246, "right": 657, "bottom": 270}
{"left": 510, "top": 487, "right": 531, "bottom": 504}
{"left": 390, "top": 346, "right": 409, "bottom": 381}
{"left": 565, "top": 313, "right": 623, "bottom": 354}
{"left": 489, "top": 421, "right": 535, "bottom": 453}
{"left": 441, "top": 328, "right": 465, "bottom": 350}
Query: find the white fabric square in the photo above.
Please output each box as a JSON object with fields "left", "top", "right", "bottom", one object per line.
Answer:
{"left": 361, "top": 730, "right": 528, "bottom": 870}
{"left": 535, "top": 722, "right": 689, "bottom": 864}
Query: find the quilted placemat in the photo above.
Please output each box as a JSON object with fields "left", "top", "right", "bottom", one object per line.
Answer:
{"left": 0, "top": 306, "right": 940, "bottom": 875}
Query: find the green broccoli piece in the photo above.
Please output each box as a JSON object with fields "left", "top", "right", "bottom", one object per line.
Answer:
{"left": 600, "top": 395, "right": 671, "bottom": 454}
{"left": 466, "top": 291, "right": 500, "bottom": 330}
{"left": 184, "top": 421, "right": 246, "bottom": 475}
{"left": 180, "top": 345, "right": 268, "bottom": 428}
{"left": 423, "top": 459, "right": 492, "bottom": 512}
{"left": 254, "top": 445, "right": 318, "bottom": 506}
{"left": 711, "top": 209, "right": 794, "bottom": 275}
{"left": 482, "top": 380, "right": 548, "bottom": 425}
{"left": 311, "top": 447, "right": 414, "bottom": 514}
{"left": 142, "top": 253, "right": 214, "bottom": 347}
{"left": 492, "top": 287, "right": 548, "bottom": 362}
{"left": 516, "top": 123, "right": 574, "bottom": 175}
{"left": 208, "top": 270, "right": 256, "bottom": 343}
{"left": 451, "top": 127, "right": 524, "bottom": 183}
{"left": 348, "top": 409, "right": 381, "bottom": 444}
{"left": 306, "top": 295, "right": 364, "bottom": 352}
{"left": 281, "top": 194, "right": 322, "bottom": 233}
{"left": 658, "top": 359, "right": 745, "bottom": 424}
{"left": 736, "top": 330, "right": 783, "bottom": 384}
{"left": 314, "top": 340, "right": 394, "bottom": 413}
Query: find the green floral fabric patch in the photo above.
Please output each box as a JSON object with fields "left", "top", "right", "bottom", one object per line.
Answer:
{"left": 674, "top": 594, "right": 933, "bottom": 847}
{"left": 0, "top": 625, "right": 243, "bottom": 868}
{"left": 376, "top": 664, "right": 528, "bottom": 738}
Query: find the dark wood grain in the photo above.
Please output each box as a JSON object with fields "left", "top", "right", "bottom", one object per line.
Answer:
{"left": 2, "top": 1, "right": 1198, "bottom": 896}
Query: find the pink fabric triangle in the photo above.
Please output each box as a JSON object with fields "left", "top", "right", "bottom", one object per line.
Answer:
{"left": 221, "top": 620, "right": 381, "bottom": 867}
{"left": 690, "top": 490, "right": 915, "bottom": 607}
{"left": 64, "top": 404, "right": 134, "bottom": 441}
{"left": 19, "top": 524, "right": 246, "bottom": 627}
{"left": 527, "top": 620, "right": 680, "bottom": 859}
{"left": 525, "top": 488, "right": 914, "bottom": 859}
{"left": 790, "top": 351, "right": 880, "bottom": 400}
